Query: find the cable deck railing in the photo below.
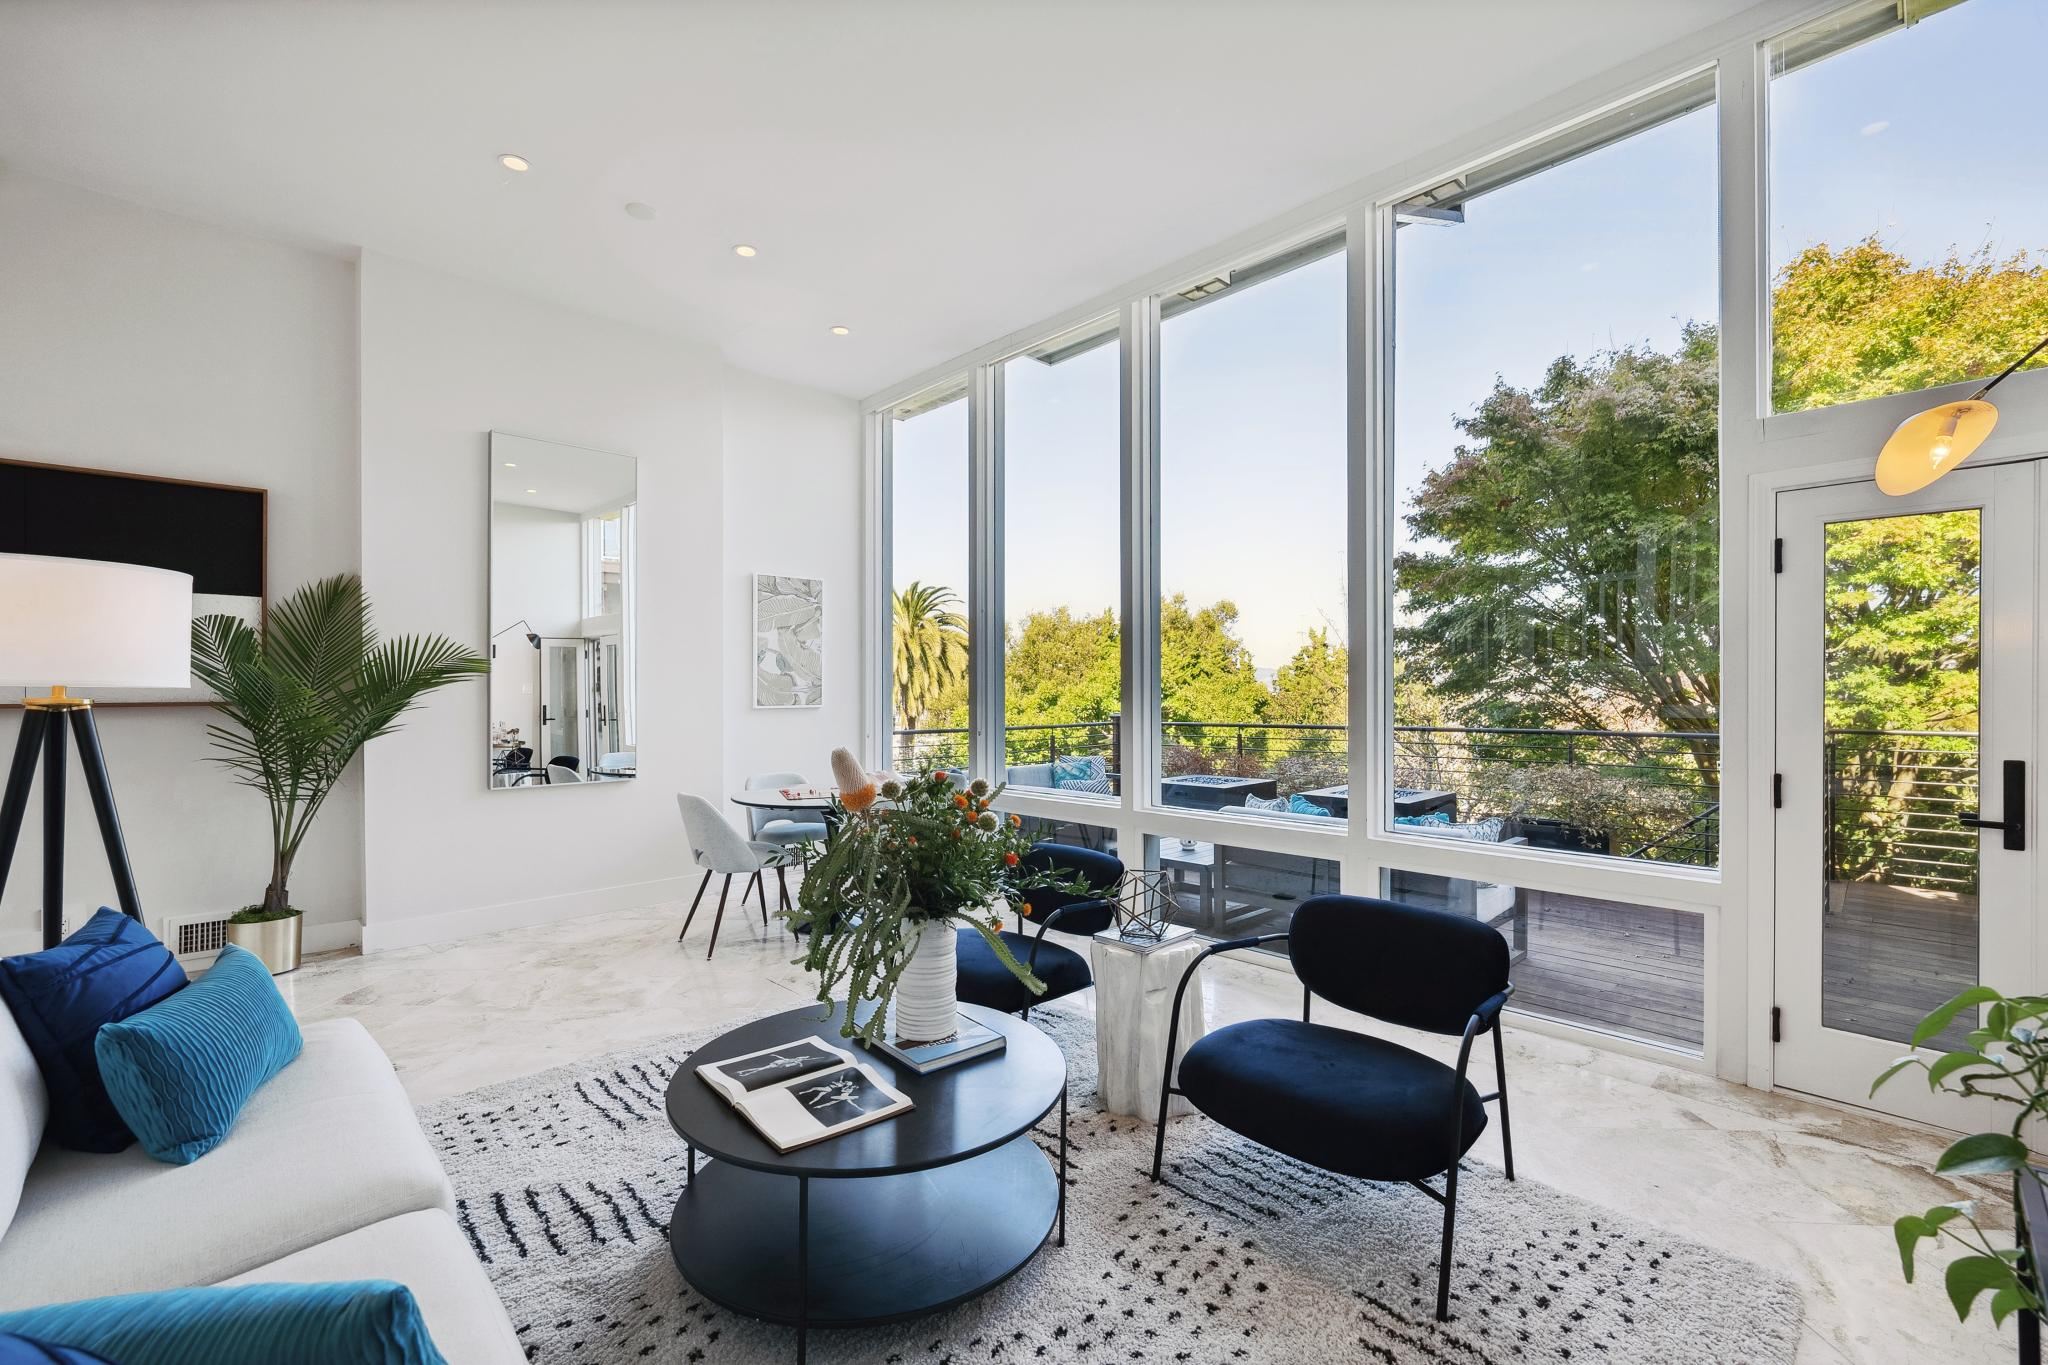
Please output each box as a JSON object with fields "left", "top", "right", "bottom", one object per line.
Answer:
{"left": 892, "top": 718, "right": 1986, "bottom": 884}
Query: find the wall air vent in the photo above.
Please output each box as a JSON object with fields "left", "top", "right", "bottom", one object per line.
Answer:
{"left": 159, "top": 913, "right": 230, "bottom": 967}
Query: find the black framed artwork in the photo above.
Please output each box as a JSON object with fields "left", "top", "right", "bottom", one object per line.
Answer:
{"left": 0, "top": 457, "right": 267, "bottom": 706}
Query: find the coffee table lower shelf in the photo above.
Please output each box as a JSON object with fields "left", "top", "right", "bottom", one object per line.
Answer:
{"left": 669, "top": 1134, "right": 1058, "bottom": 1345}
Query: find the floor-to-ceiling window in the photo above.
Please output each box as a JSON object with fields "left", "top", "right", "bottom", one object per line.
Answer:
{"left": 1000, "top": 319, "right": 1121, "bottom": 795}
{"left": 887, "top": 381, "right": 971, "bottom": 771}
{"left": 1154, "top": 236, "right": 1348, "bottom": 823}
{"left": 1767, "top": 0, "right": 2048, "bottom": 414}
{"left": 1389, "top": 74, "right": 1721, "bottom": 874}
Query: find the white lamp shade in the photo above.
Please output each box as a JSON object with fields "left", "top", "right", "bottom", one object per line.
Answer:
{"left": 1875, "top": 399, "right": 2000, "bottom": 496}
{"left": 0, "top": 554, "right": 194, "bottom": 689}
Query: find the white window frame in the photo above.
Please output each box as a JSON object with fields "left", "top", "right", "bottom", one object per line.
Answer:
{"left": 858, "top": 0, "right": 2048, "bottom": 1086}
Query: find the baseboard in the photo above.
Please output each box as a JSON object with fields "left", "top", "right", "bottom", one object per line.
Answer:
{"left": 1, "top": 913, "right": 363, "bottom": 958}
{"left": 359, "top": 875, "right": 697, "bottom": 953}
{"left": 304, "top": 917, "right": 362, "bottom": 953}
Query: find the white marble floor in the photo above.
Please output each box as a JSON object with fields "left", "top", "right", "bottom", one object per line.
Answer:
{"left": 282, "top": 898, "right": 2008, "bottom": 1365}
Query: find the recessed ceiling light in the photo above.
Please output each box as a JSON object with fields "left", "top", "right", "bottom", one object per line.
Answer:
{"left": 498, "top": 154, "right": 530, "bottom": 173}
{"left": 829, "top": 325, "right": 850, "bottom": 336}
{"left": 502, "top": 462, "right": 516, "bottom": 468}
{"left": 525, "top": 488, "right": 538, "bottom": 494}
{"left": 624, "top": 202, "right": 656, "bottom": 221}
{"left": 732, "top": 244, "right": 758, "bottom": 258}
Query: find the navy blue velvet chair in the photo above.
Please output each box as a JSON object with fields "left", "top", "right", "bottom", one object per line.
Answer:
{"left": 1149, "top": 893, "right": 1515, "bottom": 1322}
{"left": 956, "top": 842, "right": 1123, "bottom": 1020}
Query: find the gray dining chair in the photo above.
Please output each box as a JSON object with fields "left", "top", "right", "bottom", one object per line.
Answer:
{"left": 744, "top": 771, "right": 829, "bottom": 862}
{"left": 675, "top": 793, "right": 797, "bottom": 958}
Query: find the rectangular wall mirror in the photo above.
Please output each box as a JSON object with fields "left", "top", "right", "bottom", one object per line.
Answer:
{"left": 487, "top": 432, "right": 637, "bottom": 789}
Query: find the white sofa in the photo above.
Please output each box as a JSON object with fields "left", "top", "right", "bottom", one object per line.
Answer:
{"left": 0, "top": 1007, "right": 522, "bottom": 1363}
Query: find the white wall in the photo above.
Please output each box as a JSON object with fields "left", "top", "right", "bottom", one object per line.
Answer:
{"left": 0, "top": 176, "right": 864, "bottom": 959}
{"left": 721, "top": 368, "right": 863, "bottom": 796}
{"left": 356, "top": 252, "right": 729, "bottom": 950}
{"left": 0, "top": 174, "right": 363, "bottom": 954}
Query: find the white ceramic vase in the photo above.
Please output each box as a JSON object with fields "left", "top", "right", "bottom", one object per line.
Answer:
{"left": 892, "top": 916, "right": 960, "bottom": 1045}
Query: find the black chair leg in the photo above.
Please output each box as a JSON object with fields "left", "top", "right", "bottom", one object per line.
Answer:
{"left": 777, "top": 865, "right": 791, "bottom": 913}
{"left": 1436, "top": 1163, "right": 1460, "bottom": 1322}
{"left": 1493, "top": 1024, "right": 1515, "bottom": 1181}
{"left": 705, "top": 876, "right": 733, "bottom": 960}
{"left": 679, "top": 870, "right": 712, "bottom": 942}
{"left": 746, "top": 870, "right": 764, "bottom": 909}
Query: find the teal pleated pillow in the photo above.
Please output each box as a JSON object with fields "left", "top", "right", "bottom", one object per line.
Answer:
{"left": 0, "top": 1282, "right": 443, "bottom": 1365}
{"left": 93, "top": 943, "right": 302, "bottom": 1164}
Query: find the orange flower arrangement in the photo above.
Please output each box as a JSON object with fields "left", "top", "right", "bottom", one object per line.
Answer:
{"left": 788, "top": 756, "right": 1079, "bottom": 1044}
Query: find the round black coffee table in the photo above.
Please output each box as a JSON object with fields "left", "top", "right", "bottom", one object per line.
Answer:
{"left": 664, "top": 1001, "right": 1068, "bottom": 1362}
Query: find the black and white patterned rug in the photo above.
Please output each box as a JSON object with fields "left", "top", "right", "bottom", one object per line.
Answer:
{"left": 417, "top": 1007, "right": 1802, "bottom": 1364}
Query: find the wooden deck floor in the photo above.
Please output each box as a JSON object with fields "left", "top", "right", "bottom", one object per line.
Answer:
{"left": 1165, "top": 874, "right": 1981, "bottom": 1054}
{"left": 1821, "top": 882, "right": 1978, "bottom": 1049}
{"left": 1171, "top": 883, "right": 1708, "bottom": 1050}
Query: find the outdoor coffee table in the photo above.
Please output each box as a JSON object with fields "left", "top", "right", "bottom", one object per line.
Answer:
{"left": 664, "top": 1001, "right": 1068, "bottom": 1363}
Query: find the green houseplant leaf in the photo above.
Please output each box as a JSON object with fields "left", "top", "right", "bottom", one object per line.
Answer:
{"left": 195, "top": 574, "right": 486, "bottom": 916}
{"left": 1934, "top": 1133, "right": 2030, "bottom": 1178}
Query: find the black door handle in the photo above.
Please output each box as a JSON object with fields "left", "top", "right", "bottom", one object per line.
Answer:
{"left": 1960, "top": 759, "right": 2027, "bottom": 852}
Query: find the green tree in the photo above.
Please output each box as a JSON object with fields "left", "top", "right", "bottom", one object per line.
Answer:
{"left": 1775, "top": 238, "right": 2048, "bottom": 413}
{"left": 1267, "top": 628, "right": 1347, "bottom": 729}
{"left": 1395, "top": 324, "right": 1722, "bottom": 778}
{"left": 1158, "top": 594, "right": 1268, "bottom": 726}
{"left": 891, "top": 581, "right": 967, "bottom": 729}
{"left": 1003, "top": 606, "right": 1120, "bottom": 727}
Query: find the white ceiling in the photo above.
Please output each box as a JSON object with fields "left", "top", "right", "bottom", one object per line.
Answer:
{"left": 0, "top": 1, "right": 1784, "bottom": 399}
{"left": 489, "top": 433, "right": 635, "bottom": 515}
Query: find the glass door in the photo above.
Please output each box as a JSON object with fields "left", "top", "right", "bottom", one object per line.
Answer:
{"left": 1772, "top": 465, "right": 2039, "bottom": 1129}
{"left": 539, "top": 638, "right": 590, "bottom": 774}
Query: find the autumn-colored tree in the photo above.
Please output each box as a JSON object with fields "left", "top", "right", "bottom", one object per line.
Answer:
{"left": 1774, "top": 238, "right": 2048, "bottom": 412}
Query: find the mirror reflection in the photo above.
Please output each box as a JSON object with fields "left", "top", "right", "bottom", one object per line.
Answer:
{"left": 488, "top": 432, "right": 637, "bottom": 789}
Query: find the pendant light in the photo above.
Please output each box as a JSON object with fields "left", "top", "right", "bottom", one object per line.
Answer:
{"left": 1876, "top": 333, "right": 2048, "bottom": 495}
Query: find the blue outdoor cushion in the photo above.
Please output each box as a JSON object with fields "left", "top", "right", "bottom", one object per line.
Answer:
{"left": 1051, "top": 754, "right": 1107, "bottom": 788}
{"left": 0, "top": 908, "right": 186, "bottom": 1152}
{"left": 0, "top": 1334, "right": 117, "bottom": 1365}
{"left": 94, "top": 943, "right": 302, "bottom": 1165}
{"left": 955, "top": 928, "right": 1092, "bottom": 1014}
{"left": 1287, "top": 794, "right": 1335, "bottom": 817}
{"left": 0, "top": 1283, "right": 444, "bottom": 1365}
{"left": 1177, "top": 1017, "right": 1488, "bottom": 1182}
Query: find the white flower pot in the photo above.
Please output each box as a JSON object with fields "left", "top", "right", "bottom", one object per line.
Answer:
{"left": 892, "top": 917, "right": 960, "bottom": 1045}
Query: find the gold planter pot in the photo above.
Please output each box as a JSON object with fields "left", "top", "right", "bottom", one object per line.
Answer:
{"left": 226, "top": 913, "right": 302, "bottom": 975}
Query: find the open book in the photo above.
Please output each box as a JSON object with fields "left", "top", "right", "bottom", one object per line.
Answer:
{"left": 696, "top": 1036, "right": 913, "bottom": 1153}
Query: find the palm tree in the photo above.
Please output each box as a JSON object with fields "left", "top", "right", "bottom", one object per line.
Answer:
{"left": 191, "top": 574, "right": 488, "bottom": 916}
{"left": 892, "top": 581, "right": 968, "bottom": 730}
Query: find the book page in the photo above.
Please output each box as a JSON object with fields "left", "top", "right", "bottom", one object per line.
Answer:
{"left": 696, "top": 1036, "right": 852, "bottom": 1105}
{"left": 736, "top": 1063, "right": 913, "bottom": 1153}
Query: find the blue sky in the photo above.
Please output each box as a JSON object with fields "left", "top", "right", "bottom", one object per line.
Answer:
{"left": 893, "top": 0, "right": 2046, "bottom": 675}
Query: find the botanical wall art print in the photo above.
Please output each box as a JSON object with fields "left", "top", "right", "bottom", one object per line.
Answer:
{"left": 754, "top": 573, "right": 824, "bottom": 708}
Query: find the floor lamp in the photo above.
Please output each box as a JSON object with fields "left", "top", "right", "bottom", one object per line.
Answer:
{"left": 0, "top": 554, "right": 194, "bottom": 949}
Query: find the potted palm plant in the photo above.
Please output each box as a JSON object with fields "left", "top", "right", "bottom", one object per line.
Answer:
{"left": 191, "top": 574, "right": 487, "bottom": 973}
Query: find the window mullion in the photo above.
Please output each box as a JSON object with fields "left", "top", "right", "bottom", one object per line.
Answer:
{"left": 968, "top": 362, "right": 1003, "bottom": 783}
{"left": 1121, "top": 295, "right": 1161, "bottom": 821}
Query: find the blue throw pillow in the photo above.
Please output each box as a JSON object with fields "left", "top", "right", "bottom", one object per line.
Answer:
{"left": 0, "top": 1283, "right": 444, "bottom": 1365}
{"left": 1051, "top": 754, "right": 1106, "bottom": 788}
{"left": 0, "top": 1334, "right": 118, "bottom": 1365}
{"left": 0, "top": 908, "right": 186, "bottom": 1153}
{"left": 1287, "top": 794, "right": 1336, "bottom": 817}
{"left": 95, "top": 944, "right": 301, "bottom": 1165}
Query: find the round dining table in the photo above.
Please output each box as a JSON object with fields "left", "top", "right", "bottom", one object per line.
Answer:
{"left": 727, "top": 785, "right": 838, "bottom": 814}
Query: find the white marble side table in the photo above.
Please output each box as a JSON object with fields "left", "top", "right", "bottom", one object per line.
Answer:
{"left": 1088, "top": 932, "right": 1206, "bottom": 1121}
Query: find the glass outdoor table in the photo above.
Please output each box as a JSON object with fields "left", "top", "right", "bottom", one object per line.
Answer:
{"left": 664, "top": 1001, "right": 1068, "bottom": 1363}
